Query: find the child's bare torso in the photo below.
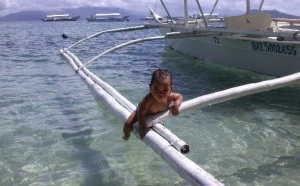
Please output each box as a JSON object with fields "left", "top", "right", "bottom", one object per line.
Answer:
{"left": 146, "top": 99, "right": 171, "bottom": 115}
{"left": 138, "top": 93, "right": 172, "bottom": 116}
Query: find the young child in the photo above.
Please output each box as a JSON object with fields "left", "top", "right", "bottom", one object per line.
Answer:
{"left": 123, "top": 69, "right": 183, "bottom": 140}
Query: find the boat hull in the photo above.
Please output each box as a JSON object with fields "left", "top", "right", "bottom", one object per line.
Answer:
{"left": 86, "top": 16, "right": 129, "bottom": 22}
{"left": 42, "top": 16, "right": 80, "bottom": 21}
{"left": 159, "top": 27, "right": 300, "bottom": 76}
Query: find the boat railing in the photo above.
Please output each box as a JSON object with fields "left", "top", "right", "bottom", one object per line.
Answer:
{"left": 148, "top": 22, "right": 300, "bottom": 40}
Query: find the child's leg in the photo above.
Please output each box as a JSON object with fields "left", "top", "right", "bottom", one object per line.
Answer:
{"left": 123, "top": 111, "right": 137, "bottom": 140}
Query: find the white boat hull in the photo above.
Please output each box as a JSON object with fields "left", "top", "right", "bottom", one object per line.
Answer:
{"left": 159, "top": 27, "right": 300, "bottom": 76}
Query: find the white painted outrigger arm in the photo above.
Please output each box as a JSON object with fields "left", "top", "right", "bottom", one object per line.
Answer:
{"left": 146, "top": 72, "right": 300, "bottom": 126}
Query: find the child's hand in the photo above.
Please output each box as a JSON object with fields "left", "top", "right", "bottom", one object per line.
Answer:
{"left": 170, "top": 105, "right": 180, "bottom": 116}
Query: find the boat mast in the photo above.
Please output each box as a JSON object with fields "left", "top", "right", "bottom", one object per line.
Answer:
{"left": 183, "top": 0, "right": 189, "bottom": 26}
{"left": 209, "top": 0, "right": 219, "bottom": 19}
{"left": 258, "top": 0, "right": 265, "bottom": 12}
{"left": 246, "top": 0, "right": 250, "bottom": 15}
{"left": 195, "top": 0, "right": 208, "bottom": 27}
{"left": 159, "top": 0, "right": 174, "bottom": 24}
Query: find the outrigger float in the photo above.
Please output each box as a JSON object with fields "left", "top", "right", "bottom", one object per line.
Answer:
{"left": 60, "top": 24, "right": 300, "bottom": 185}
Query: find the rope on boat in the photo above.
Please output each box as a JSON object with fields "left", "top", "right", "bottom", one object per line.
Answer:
{"left": 146, "top": 72, "right": 300, "bottom": 126}
{"left": 60, "top": 48, "right": 223, "bottom": 186}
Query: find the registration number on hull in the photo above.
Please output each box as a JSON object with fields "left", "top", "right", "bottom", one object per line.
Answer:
{"left": 251, "top": 41, "right": 297, "bottom": 56}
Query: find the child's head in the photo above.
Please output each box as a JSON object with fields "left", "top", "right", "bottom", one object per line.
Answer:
{"left": 149, "top": 69, "right": 173, "bottom": 101}
{"left": 150, "top": 69, "right": 173, "bottom": 86}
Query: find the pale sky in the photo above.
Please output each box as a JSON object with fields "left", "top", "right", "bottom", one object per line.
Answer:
{"left": 0, "top": 0, "right": 299, "bottom": 17}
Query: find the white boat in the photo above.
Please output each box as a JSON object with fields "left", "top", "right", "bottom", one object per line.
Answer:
{"left": 41, "top": 14, "right": 80, "bottom": 21}
{"left": 189, "top": 13, "right": 224, "bottom": 22}
{"left": 141, "top": 16, "right": 155, "bottom": 20}
{"left": 86, "top": 13, "right": 129, "bottom": 22}
{"left": 149, "top": 0, "right": 300, "bottom": 76}
{"left": 141, "top": 13, "right": 163, "bottom": 21}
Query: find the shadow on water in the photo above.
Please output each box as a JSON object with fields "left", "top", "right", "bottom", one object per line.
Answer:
{"left": 55, "top": 95, "right": 124, "bottom": 186}
{"left": 220, "top": 154, "right": 300, "bottom": 184}
{"left": 62, "top": 129, "right": 123, "bottom": 186}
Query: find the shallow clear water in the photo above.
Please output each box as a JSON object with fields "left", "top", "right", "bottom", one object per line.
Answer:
{"left": 0, "top": 20, "right": 299, "bottom": 186}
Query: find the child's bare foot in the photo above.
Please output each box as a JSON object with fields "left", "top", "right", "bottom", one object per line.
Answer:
{"left": 122, "top": 135, "right": 129, "bottom": 140}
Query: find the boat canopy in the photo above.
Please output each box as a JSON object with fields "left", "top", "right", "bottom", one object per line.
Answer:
{"left": 94, "top": 13, "right": 121, "bottom": 17}
{"left": 46, "top": 14, "right": 71, "bottom": 18}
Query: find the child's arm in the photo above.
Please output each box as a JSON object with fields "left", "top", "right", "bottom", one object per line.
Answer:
{"left": 137, "top": 94, "right": 152, "bottom": 139}
{"left": 169, "top": 93, "right": 183, "bottom": 116}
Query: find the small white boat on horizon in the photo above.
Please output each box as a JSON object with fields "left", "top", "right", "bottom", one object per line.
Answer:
{"left": 141, "top": 16, "right": 155, "bottom": 20}
{"left": 141, "top": 13, "right": 163, "bottom": 21}
{"left": 86, "top": 13, "right": 129, "bottom": 22}
{"left": 149, "top": 0, "right": 300, "bottom": 77}
{"left": 41, "top": 14, "right": 80, "bottom": 21}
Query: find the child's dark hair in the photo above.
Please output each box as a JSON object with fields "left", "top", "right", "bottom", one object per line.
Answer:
{"left": 150, "top": 69, "right": 173, "bottom": 85}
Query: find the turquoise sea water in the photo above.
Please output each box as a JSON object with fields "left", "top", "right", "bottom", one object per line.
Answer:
{"left": 0, "top": 20, "right": 299, "bottom": 186}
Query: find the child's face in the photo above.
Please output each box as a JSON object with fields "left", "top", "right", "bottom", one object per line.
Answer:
{"left": 149, "top": 79, "right": 172, "bottom": 102}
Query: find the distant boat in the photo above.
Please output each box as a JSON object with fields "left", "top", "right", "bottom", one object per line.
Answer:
{"left": 42, "top": 14, "right": 80, "bottom": 21}
{"left": 189, "top": 13, "right": 225, "bottom": 22}
{"left": 86, "top": 13, "right": 129, "bottom": 22}
{"left": 141, "top": 16, "right": 156, "bottom": 20}
{"left": 141, "top": 14, "right": 163, "bottom": 21}
{"left": 140, "top": 16, "right": 164, "bottom": 21}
